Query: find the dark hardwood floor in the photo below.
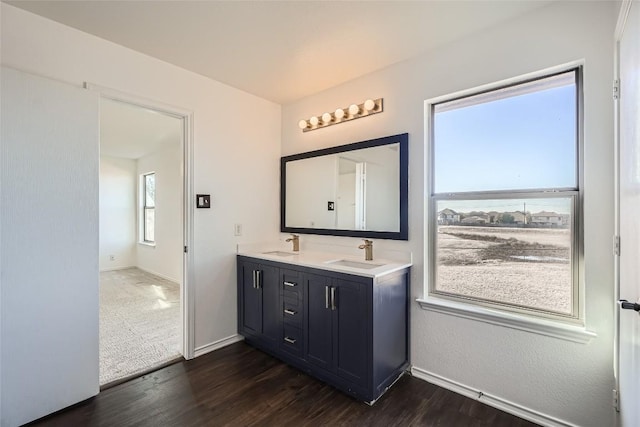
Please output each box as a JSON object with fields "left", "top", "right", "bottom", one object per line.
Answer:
{"left": 29, "top": 342, "right": 538, "bottom": 426}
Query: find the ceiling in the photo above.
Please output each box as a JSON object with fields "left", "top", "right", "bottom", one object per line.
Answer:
{"left": 6, "top": 1, "right": 553, "bottom": 104}
{"left": 100, "top": 99, "right": 182, "bottom": 159}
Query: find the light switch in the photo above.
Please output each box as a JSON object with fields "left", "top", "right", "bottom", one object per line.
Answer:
{"left": 196, "top": 194, "right": 211, "bottom": 208}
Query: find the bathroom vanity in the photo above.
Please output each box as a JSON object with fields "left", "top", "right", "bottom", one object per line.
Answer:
{"left": 237, "top": 250, "right": 410, "bottom": 404}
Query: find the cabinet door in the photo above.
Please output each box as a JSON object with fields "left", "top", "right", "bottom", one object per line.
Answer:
{"left": 260, "top": 264, "right": 280, "bottom": 345}
{"left": 305, "top": 273, "right": 333, "bottom": 370}
{"left": 240, "top": 260, "right": 262, "bottom": 335}
{"left": 334, "top": 279, "right": 368, "bottom": 387}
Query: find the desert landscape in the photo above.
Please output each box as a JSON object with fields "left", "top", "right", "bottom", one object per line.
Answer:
{"left": 435, "top": 225, "right": 572, "bottom": 314}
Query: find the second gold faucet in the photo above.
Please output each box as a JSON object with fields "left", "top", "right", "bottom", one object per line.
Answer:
{"left": 358, "top": 239, "right": 373, "bottom": 261}
{"left": 286, "top": 234, "right": 299, "bottom": 252}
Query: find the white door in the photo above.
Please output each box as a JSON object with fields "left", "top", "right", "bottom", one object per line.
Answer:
{"left": 616, "top": 1, "right": 640, "bottom": 425}
{"left": 1, "top": 67, "right": 100, "bottom": 426}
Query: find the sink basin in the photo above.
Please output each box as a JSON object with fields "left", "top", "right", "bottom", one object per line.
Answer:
{"left": 262, "top": 251, "right": 297, "bottom": 257}
{"left": 326, "top": 259, "right": 384, "bottom": 270}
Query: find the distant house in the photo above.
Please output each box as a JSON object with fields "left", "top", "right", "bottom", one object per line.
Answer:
{"left": 487, "top": 211, "right": 501, "bottom": 224}
{"left": 530, "top": 211, "right": 569, "bottom": 226}
{"left": 500, "top": 211, "right": 526, "bottom": 224}
{"left": 438, "top": 208, "right": 460, "bottom": 224}
{"left": 461, "top": 215, "right": 489, "bottom": 225}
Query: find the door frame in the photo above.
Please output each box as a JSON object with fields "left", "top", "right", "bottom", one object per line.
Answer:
{"left": 613, "top": 0, "right": 634, "bottom": 412}
{"left": 85, "top": 82, "right": 196, "bottom": 359}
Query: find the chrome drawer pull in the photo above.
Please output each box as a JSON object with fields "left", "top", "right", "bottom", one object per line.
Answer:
{"left": 325, "top": 285, "right": 330, "bottom": 309}
{"left": 283, "top": 281, "right": 297, "bottom": 287}
{"left": 284, "top": 337, "right": 297, "bottom": 344}
{"left": 284, "top": 309, "right": 297, "bottom": 316}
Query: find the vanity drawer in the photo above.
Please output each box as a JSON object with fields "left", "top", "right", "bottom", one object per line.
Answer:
{"left": 282, "top": 325, "right": 302, "bottom": 356}
{"left": 282, "top": 299, "right": 302, "bottom": 328}
{"left": 281, "top": 271, "right": 301, "bottom": 299}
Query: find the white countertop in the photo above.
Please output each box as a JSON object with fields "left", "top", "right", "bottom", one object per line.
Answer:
{"left": 237, "top": 244, "right": 412, "bottom": 280}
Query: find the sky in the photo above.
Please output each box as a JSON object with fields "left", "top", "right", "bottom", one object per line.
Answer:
{"left": 433, "top": 81, "right": 577, "bottom": 196}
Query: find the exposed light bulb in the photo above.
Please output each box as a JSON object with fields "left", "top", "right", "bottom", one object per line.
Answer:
{"left": 298, "top": 119, "right": 308, "bottom": 129}
{"left": 321, "top": 112, "right": 332, "bottom": 124}
{"left": 348, "top": 104, "right": 360, "bottom": 116}
{"left": 309, "top": 116, "right": 319, "bottom": 126}
{"left": 364, "top": 99, "right": 376, "bottom": 111}
{"left": 334, "top": 108, "right": 345, "bottom": 120}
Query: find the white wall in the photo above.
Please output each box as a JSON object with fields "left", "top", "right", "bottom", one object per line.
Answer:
{"left": 136, "top": 144, "right": 182, "bottom": 282}
{"left": 1, "top": 2, "right": 281, "bottom": 358}
{"left": 99, "top": 156, "right": 137, "bottom": 271}
{"left": 286, "top": 155, "right": 337, "bottom": 228}
{"left": 282, "top": 2, "right": 617, "bottom": 426}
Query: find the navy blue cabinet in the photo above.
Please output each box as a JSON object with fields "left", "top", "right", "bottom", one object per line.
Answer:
{"left": 334, "top": 279, "right": 368, "bottom": 387}
{"left": 305, "top": 273, "right": 334, "bottom": 370}
{"left": 305, "top": 275, "right": 368, "bottom": 388}
{"left": 237, "top": 255, "right": 409, "bottom": 404}
{"left": 237, "top": 260, "right": 280, "bottom": 347}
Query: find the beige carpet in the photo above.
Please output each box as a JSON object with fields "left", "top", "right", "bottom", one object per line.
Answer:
{"left": 100, "top": 267, "right": 181, "bottom": 385}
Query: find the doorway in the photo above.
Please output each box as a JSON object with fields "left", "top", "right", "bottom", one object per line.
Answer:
{"left": 98, "top": 96, "right": 188, "bottom": 386}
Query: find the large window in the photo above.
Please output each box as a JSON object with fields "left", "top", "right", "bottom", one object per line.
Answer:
{"left": 428, "top": 68, "right": 582, "bottom": 321}
{"left": 142, "top": 172, "right": 155, "bottom": 243}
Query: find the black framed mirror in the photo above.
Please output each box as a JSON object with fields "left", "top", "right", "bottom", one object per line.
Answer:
{"left": 281, "top": 133, "right": 408, "bottom": 240}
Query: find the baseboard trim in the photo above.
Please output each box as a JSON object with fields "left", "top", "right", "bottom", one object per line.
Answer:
{"left": 99, "top": 266, "right": 136, "bottom": 273}
{"left": 99, "top": 266, "right": 179, "bottom": 285}
{"left": 136, "top": 266, "right": 180, "bottom": 284}
{"left": 194, "top": 334, "right": 244, "bottom": 358}
{"left": 410, "top": 367, "right": 577, "bottom": 427}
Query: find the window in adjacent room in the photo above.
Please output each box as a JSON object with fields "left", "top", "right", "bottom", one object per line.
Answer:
{"left": 427, "top": 68, "right": 582, "bottom": 321}
{"left": 142, "top": 172, "right": 156, "bottom": 243}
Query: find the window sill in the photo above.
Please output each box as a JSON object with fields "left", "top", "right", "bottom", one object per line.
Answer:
{"left": 416, "top": 296, "right": 596, "bottom": 344}
{"left": 138, "top": 241, "right": 156, "bottom": 248}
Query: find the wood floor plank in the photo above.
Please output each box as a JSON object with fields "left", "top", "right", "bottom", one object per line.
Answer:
{"left": 27, "top": 342, "right": 539, "bottom": 427}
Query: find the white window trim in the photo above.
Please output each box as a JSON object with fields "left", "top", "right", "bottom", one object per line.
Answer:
{"left": 420, "top": 61, "right": 591, "bottom": 342}
{"left": 416, "top": 296, "right": 596, "bottom": 343}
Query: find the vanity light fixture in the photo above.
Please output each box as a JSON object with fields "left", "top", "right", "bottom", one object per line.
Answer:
{"left": 298, "top": 98, "right": 383, "bottom": 132}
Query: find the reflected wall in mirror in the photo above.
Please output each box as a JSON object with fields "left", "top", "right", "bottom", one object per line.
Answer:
{"left": 281, "top": 133, "right": 408, "bottom": 240}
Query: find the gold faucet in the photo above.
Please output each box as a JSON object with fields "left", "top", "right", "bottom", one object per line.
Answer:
{"left": 286, "top": 234, "right": 300, "bottom": 252}
{"left": 358, "top": 239, "right": 373, "bottom": 261}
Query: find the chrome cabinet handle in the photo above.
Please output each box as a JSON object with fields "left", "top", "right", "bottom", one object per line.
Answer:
{"left": 283, "top": 281, "right": 297, "bottom": 287}
{"left": 325, "top": 286, "right": 330, "bottom": 309}
{"left": 330, "top": 286, "right": 336, "bottom": 310}
{"left": 252, "top": 270, "right": 257, "bottom": 289}
{"left": 284, "top": 337, "right": 297, "bottom": 344}
{"left": 284, "top": 309, "right": 297, "bottom": 316}
{"left": 256, "top": 270, "right": 262, "bottom": 289}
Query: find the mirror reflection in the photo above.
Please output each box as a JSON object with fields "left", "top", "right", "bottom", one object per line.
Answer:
{"left": 281, "top": 133, "right": 408, "bottom": 240}
{"left": 286, "top": 144, "right": 400, "bottom": 231}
